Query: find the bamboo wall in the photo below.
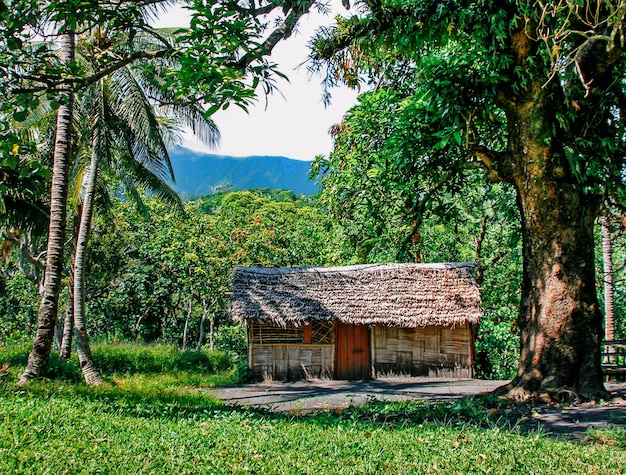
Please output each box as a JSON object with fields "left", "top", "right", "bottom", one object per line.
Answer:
{"left": 248, "top": 321, "right": 334, "bottom": 380}
{"left": 248, "top": 321, "right": 474, "bottom": 380}
{"left": 371, "top": 323, "right": 474, "bottom": 378}
{"left": 249, "top": 344, "right": 334, "bottom": 380}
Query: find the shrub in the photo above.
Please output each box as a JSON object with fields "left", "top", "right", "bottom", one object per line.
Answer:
{"left": 475, "top": 309, "right": 519, "bottom": 380}
{"left": 213, "top": 323, "right": 247, "bottom": 360}
{"left": 88, "top": 342, "right": 233, "bottom": 375}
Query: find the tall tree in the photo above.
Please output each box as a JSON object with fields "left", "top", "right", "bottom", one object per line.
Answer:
{"left": 66, "top": 29, "right": 220, "bottom": 382}
{"left": 18, "top": 29, "right": 76, "bottom": 386}
{"left": 70, "top": 119, "right": 103, "bottom": 383}
{"left": 311, "top": 1, "right": 626, "bottom": 399}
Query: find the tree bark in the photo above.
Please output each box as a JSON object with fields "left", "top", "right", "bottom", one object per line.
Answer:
{"left": 72, "top": 139, "right": 103, "bottom": 385}
{"left": 18, "top": 30, "right": 75, "bottom": 386}
{"left": 59, "top": 281, "right": 74, "bottom": 362}
{"left": 209, "top": 314, "right": 214, "bottom": 351}
{"left": 60, "top": 215, "right": 78, "bottom": 362}
{"left": 196, "top": 298, "right": 207, "bottom": 352}
{"left": 601, "top": 215, "right": 615, "bottom": 341}
{"left": 498, "top": 79, "right": 606, "bottom": 400}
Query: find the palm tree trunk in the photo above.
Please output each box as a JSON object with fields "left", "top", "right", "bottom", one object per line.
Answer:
{"left": 59, "top": 281, "right": 74, "bottom": 362}
{"left": 18, "top": 30, "right": 76, "bottom": 386}
{"left": 601, "top": 215, "right": 615, "bottom": 341}
{"left": 72, "top": 138, "right": 104, "bottom": 384}
{"left": 60, "top": 215, "right": 78, "bottom": 362}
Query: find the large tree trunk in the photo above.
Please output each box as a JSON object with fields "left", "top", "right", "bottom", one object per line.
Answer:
{"left": 499, "top": 80, "right": 606, "bottom": 400}
{"left": 72, "top": 140, "right": 104, "bottom": 385}
{"left": 18, "top": 31, "right": 75, "bottom": 386}
{"left": 601, "top": 215, "right": 615, "bottom": 341}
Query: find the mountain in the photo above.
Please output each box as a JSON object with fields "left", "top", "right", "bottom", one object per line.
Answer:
{"left": 167, "top": 147, "right": 319, "bottom": 198}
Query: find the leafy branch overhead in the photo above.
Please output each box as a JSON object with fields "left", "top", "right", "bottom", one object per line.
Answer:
{"left": 309, "top": 0, "right": 626, "bottom": 198}
{"left": 1, "top": 0, "right": 323, "bottom": 117}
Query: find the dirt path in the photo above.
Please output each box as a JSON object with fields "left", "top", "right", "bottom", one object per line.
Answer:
{"left": 210, "top": 377, "right": 506, "bottom": 412}
{"left": 208, "top": 378, "right": 626, "bottom": 437}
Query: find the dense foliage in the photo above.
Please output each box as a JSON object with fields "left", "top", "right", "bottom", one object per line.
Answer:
{"left": 4, "top": 180, "right": 626, "bottom": 379}
{"left": 1, "top": 0, "right": 334, "bottom": 384}
{"left": 81, "top": 190, "right": 350, "bottom": 347}
{"left": 308, "top": 0, "right": 626, "bottom": 396}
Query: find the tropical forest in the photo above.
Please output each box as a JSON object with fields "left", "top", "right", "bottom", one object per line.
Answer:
{"left": 1, "top": 1, "right": 626, "bottom": 473}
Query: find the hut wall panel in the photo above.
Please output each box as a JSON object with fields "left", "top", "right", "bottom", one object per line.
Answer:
{"left": 412, "top": 344, "right": 424, "bottom": 363}
{"left": 372, "top": 325, "right": 473, "bottom": 377}
{"left": 444, "top": 341, "right": 470, "bottom": 353}
{"left": 424, "top": 334, "right": 440, "bottom": 352}
{"left": 451, "top": 331, "right": 470, "bottom": 342}
{"left": 397, "top": 351, "right": 412, "bottom": 374}
{"left": 375, "top": 349, "right": 398, "bottom": 364}
{"left": 250, "top": 344, "right": 333, "bottom": 380}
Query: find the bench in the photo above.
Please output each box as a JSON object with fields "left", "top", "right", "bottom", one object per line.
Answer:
{"left": 601, "top": 340, "right": 626, "bottom": 381}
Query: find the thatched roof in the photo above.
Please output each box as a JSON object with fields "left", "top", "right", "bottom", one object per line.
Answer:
{"left": 229, "top": 263, "right": 481, "bottom": 328}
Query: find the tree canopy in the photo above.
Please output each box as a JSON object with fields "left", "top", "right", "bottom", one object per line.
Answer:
{"left": 310, "top": 0, "right": 626, "bottom": 399}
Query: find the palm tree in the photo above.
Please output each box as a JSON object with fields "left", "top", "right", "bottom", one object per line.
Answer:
{"left": 1, "top": 96, "right": 55, "bottom": 296}
{"left": 62, "top": 29, "right": 219, "bottom": 383}
{"left": 18, "top": 30, "right": 76, "bottom": 386}
{"left": 15, "top": 0, "right": 174, "bottom": 385}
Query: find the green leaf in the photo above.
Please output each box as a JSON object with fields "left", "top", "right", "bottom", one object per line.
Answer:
{"left": 12, "top": 110, "right": 27, "bottom": 122}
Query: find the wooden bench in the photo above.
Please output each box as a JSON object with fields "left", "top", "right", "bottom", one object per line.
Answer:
{"left": 601, "top": 340, "right": 626, "bottom": 381}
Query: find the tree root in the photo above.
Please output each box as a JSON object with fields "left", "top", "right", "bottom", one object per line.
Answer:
{"left": 493, "top": 380, "right": 611, "bottom": 405}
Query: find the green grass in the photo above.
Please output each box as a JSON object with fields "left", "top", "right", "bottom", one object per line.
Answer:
{"left": 1, "top": 343, "right": 625, "bottom": 474}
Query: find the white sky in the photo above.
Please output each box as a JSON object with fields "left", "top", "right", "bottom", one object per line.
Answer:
{"left": 153, "top": 2, "right": 359, "bottom": 161}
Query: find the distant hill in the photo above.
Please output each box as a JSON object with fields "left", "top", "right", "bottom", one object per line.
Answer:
{"left": 167, "top": 147, "right": 319, "bottom": 198}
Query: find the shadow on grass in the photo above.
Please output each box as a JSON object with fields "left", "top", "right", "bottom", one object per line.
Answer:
{"left": 2, "top": 343, "right": 624, "bottom": 446}
{"left": 3, "top": 368, "right": 625, "bottom": 448}
{"left": 0, "top": 342, "right": 242, "bottom": 420}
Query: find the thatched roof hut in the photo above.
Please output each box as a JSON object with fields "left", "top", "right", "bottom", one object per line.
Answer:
{"left": 230, "top": 262, "right": 481, "bottom": 328}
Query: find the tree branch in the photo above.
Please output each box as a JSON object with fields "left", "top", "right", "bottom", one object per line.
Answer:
{"left": 11, "top": 47, "right": 174, "bottom": 94}
{"left": 235, "top": 0, "right": 318, "bottom": 69}
{"left": 470, "top": 145, "right": 507, "bottom": 182}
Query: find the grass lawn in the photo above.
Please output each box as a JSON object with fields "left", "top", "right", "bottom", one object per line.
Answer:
{"left": 1, "top": 342, "right": 624, "bottom": 474}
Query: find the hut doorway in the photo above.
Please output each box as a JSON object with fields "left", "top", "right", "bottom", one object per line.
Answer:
{"left": 334, "top": 323, "right": 370, "bottom": 380}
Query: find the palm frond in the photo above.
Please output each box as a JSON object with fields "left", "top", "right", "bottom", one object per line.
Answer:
{"left": 115, "top": 152, "right": 182, "bottom": 212}
{"left": 107, "top": 66, "right": 174, "bottom": 179}
{"left": 0, "top": 157, "right": 50, "bottom": 234}
{"left": 160, "top": 102, "right": 220, "bottom": 149}
{"left": 140, "top": 0, "right": 185, "bottom": 26}
{"left": 129, "top": 57, "right": 220, "bottom": 149}
{"left": 105, "top": 104, "right": 172, "bottom": 183}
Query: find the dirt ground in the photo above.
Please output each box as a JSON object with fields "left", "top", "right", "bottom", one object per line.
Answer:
{"left": 208, "top": 377, "right": 626, "bottom": 437}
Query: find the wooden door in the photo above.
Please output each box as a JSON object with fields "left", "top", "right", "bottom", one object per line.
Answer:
{"left": 334, "top": 322, "right": 370, "bottom": 380}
